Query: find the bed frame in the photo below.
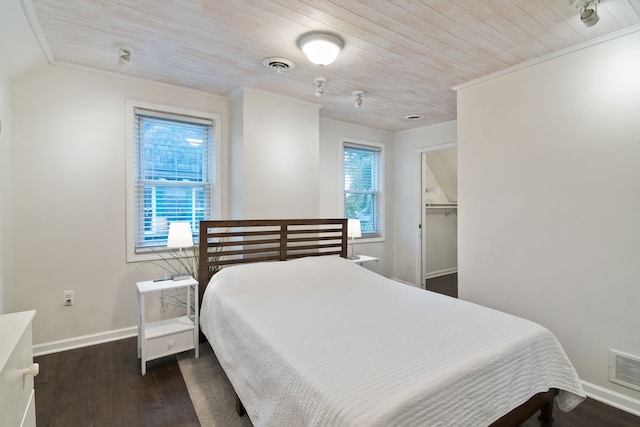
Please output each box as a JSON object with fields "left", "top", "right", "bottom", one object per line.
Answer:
{"left": 197, "top": 218, "right": 559, "bottom": 427}
{"left": 198, "top": 218, "right": 348, "bottom": 299}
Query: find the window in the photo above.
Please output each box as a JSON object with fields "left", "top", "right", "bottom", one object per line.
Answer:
{"left": 127, "top": 102, "right": 220, "bottom": 261}
{"left": 343, "top": 141, "right": 384, "bottom": 239}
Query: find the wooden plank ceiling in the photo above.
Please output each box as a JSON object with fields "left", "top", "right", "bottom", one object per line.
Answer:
{"left": 30, "top": 0, "right": 640, "bottom": 132}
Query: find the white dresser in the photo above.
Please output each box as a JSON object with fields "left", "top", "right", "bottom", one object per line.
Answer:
{"left": 0, "top": 310, "right": 37, "bottom": 427}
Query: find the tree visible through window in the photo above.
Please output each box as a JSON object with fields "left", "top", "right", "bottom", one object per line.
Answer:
{"left": 343, "top": 142, "right": 383, "bottom": 238}
{"left": 133, "top": 107, "right": 214, "bottom": 251}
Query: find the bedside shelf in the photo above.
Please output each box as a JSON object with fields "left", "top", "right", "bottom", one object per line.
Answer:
{"left": 145, "top": 315, "right": 194, "bottom": 339}
{"left": 136, "top": 277, "right": 199, "bottom": 375}
{"left": 349, "top": 255, "right": 379, "bottom": 265}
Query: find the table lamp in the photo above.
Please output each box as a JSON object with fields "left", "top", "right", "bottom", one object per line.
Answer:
{"left": 347, "top": 219, "right": 361, "bottom": 260}
{"left": 167, "top": 221, "right": 193, "bottom": 280}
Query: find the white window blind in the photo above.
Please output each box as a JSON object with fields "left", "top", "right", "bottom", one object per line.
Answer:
{"left": 343, "top": 142, "right": 383, "bottom": 238}
{"left": 133, "top": 107, "right": 214, "bottom": 251}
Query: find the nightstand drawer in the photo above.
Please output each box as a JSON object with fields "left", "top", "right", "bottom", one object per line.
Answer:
{"left": 145, "top": 316, "right": 195, "bottom": 361}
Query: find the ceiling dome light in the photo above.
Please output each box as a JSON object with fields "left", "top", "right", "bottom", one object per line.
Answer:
{"left": 297, "top": 32, "right": 343, "bottom": 66}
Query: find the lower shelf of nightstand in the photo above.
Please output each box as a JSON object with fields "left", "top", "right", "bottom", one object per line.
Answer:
{"left": 144, "top": 316, "right": 195, "bottom": 361}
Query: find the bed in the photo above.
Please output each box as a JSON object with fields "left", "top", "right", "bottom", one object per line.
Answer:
{"left": 197, "top": 219, "right": 585, "bottom": 426}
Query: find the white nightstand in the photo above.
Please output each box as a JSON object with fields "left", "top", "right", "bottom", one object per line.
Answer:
{"left": 349, "top": 255, "right": 379, "bottom": 265}
{"left": 136, "top": 277, "right": 199, "bottom": 375}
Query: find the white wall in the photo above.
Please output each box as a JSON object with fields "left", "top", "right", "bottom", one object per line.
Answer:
{"left": 319, "top": 118, "right": 394, "bottom": 276}
{"left": 392, "top": 121, "right": 457, "bottom": 285}
{"left": 457, "top": 29, "right": 640, "bottom": 410}
{"left": 11, "top": 64, "right": 229, "bottom": 345}
{"left": 232, "top": 89, "right": 321, "bottom": 219}
{"left": 229, "top": 90, "right": 244, "bottom": 219}
{"left": 424, "top": 210, "right": 457, "bottom": 277}
{"left": 0, "top": 77, "right": 8, "bottom": 314}
{"left": 424, "top": 149, "right": 457, "bottom": 202}
{"left": 10, "top": 67, "right": 397, "bottom": 346}
{"left": 0, "top": 0, "right": 46, "bottom": 82}
{"left": 0, "top": 0, "right": 48, "bottom": 314}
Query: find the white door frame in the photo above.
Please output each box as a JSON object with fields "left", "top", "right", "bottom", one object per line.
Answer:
{"left": 416, "top": 141, "right": 457, "bottom": 288}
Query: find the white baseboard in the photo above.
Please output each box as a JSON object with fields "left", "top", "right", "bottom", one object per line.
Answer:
{"left": 33, "top": 326, "right": 138, "bottom": 357}
{"left": 582, "top": 380, "right": 640, "bottom": 417}
{"left": 425, "top": 268, "right": 458, "bottom": 280}
{"left": 391, "top": 277, "right": 421, "bottom": 287}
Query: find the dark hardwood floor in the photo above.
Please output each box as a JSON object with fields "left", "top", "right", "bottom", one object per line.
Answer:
{"left": 521, "top": 398, "right": 640, "bottom": 427}
{"left": 34, "top": 337, "right": 640, "bottom": 427}
{"left": 426, "top": 272, "right": 458, "bottom": 298}
{"left": 34, "top": 337, "right": 199, "bottom": 427}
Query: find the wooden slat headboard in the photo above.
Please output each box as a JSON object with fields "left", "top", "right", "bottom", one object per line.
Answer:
{"left": 198, "top": 218, "right": 348, "bottom": 293}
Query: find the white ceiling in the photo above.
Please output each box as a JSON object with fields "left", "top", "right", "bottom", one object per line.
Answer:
{"left": 21, "top": 0, "right": 640, "bottom": 132}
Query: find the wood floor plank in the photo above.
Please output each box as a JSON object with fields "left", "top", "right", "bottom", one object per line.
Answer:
{"left": 34, "top": 337, "right": 199, "bottom": 427}
{"left": 34, "top": 336, "right": 640, "bottom": 427}
{"left": 426, "top": 272, "right": 458, "bottom": 298}
{"left": 522, "top": 397, "right": 640, "bottom": 426}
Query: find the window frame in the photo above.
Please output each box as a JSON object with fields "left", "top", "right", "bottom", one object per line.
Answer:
{"left": 341, "top": 138, "right": 385, "bottom": 242}
{"left": 126, "top": 100, "right": 222, "bottom": 262}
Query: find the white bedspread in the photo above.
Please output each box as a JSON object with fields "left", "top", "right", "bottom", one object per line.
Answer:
{"left": 200, "top": 256, "right": 585, "bottom": 427}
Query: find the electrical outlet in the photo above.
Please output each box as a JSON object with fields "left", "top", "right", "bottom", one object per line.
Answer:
{"left": 64, "top": 290, "right": 74, "bottom": 306}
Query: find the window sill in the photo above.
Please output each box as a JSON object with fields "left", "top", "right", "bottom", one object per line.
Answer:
{"left": 353, "top": 236, "right": 385, "bottom": 244}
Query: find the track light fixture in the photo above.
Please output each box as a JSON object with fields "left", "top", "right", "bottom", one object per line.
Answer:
{"left": 353, "top": 90, "right": 364, "bottom": 108}
{"left": 115, "top": 43, "right": 133, "bottom": 65}
{"left": 580, "top": 1, "right": 599, "bottom": 27}
{"left": 314, "top": 77, "right": 327, "bottom": 97}
{"left": 571, "top": 0, "right": 601, "bottom": 27}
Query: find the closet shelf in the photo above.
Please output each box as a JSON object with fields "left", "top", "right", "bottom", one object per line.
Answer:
{"left": 425, "top": 203, "right": 457, "bottom": 217}
{"left": 425, "top": 203, "right": 457, "bottom": 208}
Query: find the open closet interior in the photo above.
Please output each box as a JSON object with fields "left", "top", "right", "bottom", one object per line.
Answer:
{"left": 421, "top": 148, "right": 457, "bottom": 297}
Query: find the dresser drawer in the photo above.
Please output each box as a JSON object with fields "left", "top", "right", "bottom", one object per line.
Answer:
{"left": 0, "top": 311, "right": 36, "bottom": 427}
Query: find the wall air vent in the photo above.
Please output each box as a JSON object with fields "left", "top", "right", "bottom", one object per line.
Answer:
{"left": 609, "top": 350, "right": 640, "bottom": 392}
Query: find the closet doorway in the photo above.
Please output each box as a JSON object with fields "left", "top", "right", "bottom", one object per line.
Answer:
{"left": 420, "top": 147, "right": 457, "bottom": 297}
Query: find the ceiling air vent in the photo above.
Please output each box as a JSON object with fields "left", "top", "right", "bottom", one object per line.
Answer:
{"left": 609, "top": 350, "right": 640, "bottom": 392}
{"left": 262, "top": 57, "right": 295, "bottom": 73}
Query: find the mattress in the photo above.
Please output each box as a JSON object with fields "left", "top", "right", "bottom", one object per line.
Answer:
{"left": 200, "top": 256, "right": 585, "bottom": 427}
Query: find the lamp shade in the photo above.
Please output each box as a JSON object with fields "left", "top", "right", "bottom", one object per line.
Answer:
{"left": 347, "top": 219, "right": 362, "bottom": 238}
{"left": 167, "top": 222, "right": 193, "bottom": 248}
{"left": 298, "top": 32, "right": 343, "bottom": 66}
